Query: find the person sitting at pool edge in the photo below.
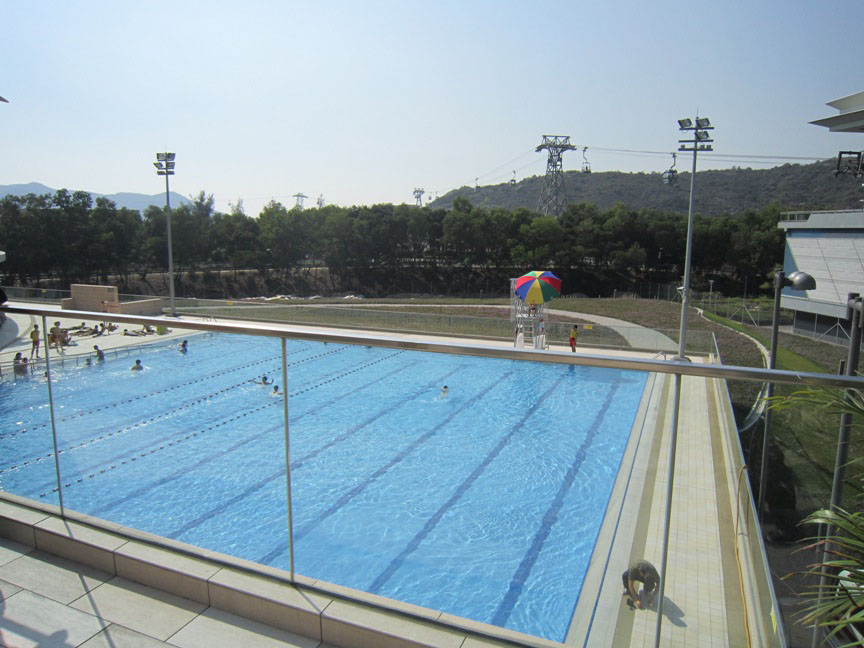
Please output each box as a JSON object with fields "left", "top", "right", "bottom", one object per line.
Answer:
{"left": 94, "top": 345, "right": 105, "bottom": 362}
{"left": 622, "top": 559, "right": 659, "bottom": 609}
{"left": 131, "top": 359, "right": 143, "bottom": 371}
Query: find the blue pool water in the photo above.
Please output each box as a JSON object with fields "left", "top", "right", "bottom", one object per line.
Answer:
{"left": 0, "top": 334, "right": 647, "bottom": 641}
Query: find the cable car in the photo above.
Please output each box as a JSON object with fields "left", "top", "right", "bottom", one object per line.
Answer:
{"left": 662, "top": 153, "right": 678, "bottom": 185}
{"left": 581, "top": 147, "right": 591, "bottom": 173}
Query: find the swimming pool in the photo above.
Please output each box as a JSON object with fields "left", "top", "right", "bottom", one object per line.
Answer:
{"left": 0, "top": 334, "right": 648, "bottom": 641}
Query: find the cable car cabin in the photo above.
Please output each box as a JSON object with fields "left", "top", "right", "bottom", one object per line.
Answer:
{"left": 581, "top": 162, "right": 591, "bottom": 173}
{"left": 662, "top": 169, "right": 678, "bottom": 185}
{"left": 835, "top": 151, "right": 864, "bottom": 177}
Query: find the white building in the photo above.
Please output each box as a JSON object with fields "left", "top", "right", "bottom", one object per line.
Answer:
{"left": 775, "top": 93, "right": 864, "bottom": 341}
{"left": 778, "top": 209, "right": 864, "bottom": 339}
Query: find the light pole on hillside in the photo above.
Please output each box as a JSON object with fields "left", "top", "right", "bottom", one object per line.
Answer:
{"left": 153, "top": 152, "right": 177, "bottom": 317}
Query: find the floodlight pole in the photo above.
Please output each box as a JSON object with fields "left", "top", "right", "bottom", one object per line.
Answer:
{"left": 164, "top": 171, "right": 175, "bottom": 317}
{"left": 655, "top": 116, "right": 713, "bottom": 648}
{"left": 674, "top": 117, "right": 713, "bottom": 360}
{"left": 154, "top": 152, "right": 177, "bottom": 317}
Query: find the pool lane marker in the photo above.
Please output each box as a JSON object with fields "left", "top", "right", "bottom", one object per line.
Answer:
{"left": 3, "top": 346, "right": 350, "bottom": 474}
{"left": 1, "top": 345, "right": 317, "bottom": 441}
{"left": 36, "top": 349, "right": 407, "bottom": 500}
{"left": 259, "top": 370, "right": 513, "bottom": 566}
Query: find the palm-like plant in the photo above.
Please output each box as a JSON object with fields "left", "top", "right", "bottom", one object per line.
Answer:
{"left": 766, "top": 387, "right": 864, "bottom": 645}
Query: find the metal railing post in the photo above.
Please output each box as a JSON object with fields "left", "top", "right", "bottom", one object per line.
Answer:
{"left": 42, "top": 315, "right": 65, "bottom": 515}
{"left": 281, "top": 338, "right": 296, "bottom": 581}
{"left": 654, "top": 373, "right": 682, "bottom": 647}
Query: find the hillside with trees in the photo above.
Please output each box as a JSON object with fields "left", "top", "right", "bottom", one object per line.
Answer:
{"left": 0, "top": 189, "right": 785, "bottom": 300}
{"left": 432, "top": 159, "right": 864, "bottom": 215}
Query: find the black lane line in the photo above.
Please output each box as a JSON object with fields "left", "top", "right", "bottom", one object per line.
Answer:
{"left": 258, "top": 371, "right": 513, "bottom": 566}
{"left": 367, "top": 373, "right": 567, "bottom": 595}
{"left": 0, "top": 344, "right": 337, "bottom": 469}
{"left": 490, "top": 383, "right": 618, "bottom": 628}
{"left": 36, "top": 350, "right": 406, "bottom": 500}
{"left": 167, "top": 362, "right": 463, "bottom": 540}
{"left": 0, "top": 344, "right": 314, "bottom": 441}
{"left": 18, "top": 345, "right": 359, "bottom": 486}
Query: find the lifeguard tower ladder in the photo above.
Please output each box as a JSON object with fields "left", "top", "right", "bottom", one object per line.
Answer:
{"left": 510, "top": 278, "right": 549, "bottom": 349}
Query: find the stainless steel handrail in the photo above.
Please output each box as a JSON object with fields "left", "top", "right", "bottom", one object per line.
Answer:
{"left": 4, "top": 303, "right": 864, "bottom": 390}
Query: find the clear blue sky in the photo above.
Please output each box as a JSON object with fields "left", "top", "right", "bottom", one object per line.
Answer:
{"left": 2, "top": 1, "right": 862, "bottom": 216}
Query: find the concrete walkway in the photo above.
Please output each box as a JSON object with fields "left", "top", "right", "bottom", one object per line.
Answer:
{"left": 322, "top": 303, "right": 679, "bottom": 352}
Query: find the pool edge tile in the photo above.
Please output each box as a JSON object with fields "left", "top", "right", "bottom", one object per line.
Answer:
{"left": 321, "top": 598, "right": 465, "bottom": 648}
{"left": 34, "top": 516, "right": 126, "bottom": 575}
{"left": 0, "top": 496, "right": 53, "bottom": 546}
{"left": 115, "top": 540, "right": 219, "bottom": 605}
{"left": 208, "top": 566, "right": 330, "bottom": 640}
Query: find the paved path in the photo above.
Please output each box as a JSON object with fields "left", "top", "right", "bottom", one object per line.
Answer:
{"left": 324, "top": 303, "right": 679, "bottom": 352}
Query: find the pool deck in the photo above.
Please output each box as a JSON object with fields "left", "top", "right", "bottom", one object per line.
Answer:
{"left": 0, "top": 305, "right": 773, "bottom": 647}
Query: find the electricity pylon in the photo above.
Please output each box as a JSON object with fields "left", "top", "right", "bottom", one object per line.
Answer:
{"left": 536, "top": 135, "right": 576, "bottom": 217}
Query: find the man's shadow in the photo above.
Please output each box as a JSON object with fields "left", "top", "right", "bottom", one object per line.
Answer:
{"left": 651, "top": 595, "right": 687, "bottom": 627}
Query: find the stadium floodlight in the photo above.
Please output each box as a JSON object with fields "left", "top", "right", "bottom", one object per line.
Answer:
{"left": 677, "top": 118, "right": 693, "bottom": 129}
{"left": 154, "top": 152, "right": 177, "bottom": 316}
{"left": 696, "top": 117, "right": 711, "bottom": 128}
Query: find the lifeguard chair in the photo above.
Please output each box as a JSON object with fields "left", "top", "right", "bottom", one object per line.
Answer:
{"left": 510, "top": 271, "right": 561, "bottom": 349}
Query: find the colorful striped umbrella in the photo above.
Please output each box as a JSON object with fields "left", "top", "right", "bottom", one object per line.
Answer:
{"left": 514, "top": 271, "right": 562, "bottom": 304}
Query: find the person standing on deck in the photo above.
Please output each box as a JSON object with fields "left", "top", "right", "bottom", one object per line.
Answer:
{"left": 30, "top": 324, "right": 40, "bottom": 358}
{"left": 569, "top": 325, "right": 578, "bottom": 352}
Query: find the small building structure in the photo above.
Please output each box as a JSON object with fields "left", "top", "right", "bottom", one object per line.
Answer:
{"left": 61, "top": 284, "right": 163, "bottom": 316}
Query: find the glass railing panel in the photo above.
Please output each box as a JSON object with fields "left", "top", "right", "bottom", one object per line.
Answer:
{"left": 718, "top": 376, "right": 788, "bottom": 647}
{"left": 7, "top": 304, "right": 864, "bottom": 646}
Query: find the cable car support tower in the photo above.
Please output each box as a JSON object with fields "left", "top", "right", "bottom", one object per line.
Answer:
{"left": 536, "top": 135, "right": 577, "bottom": 217}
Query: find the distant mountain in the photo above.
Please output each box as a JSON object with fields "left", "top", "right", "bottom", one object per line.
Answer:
{"left": 430, "top": 159, "right": 864, "bottom": 215}
{"left": 0, "top": 182, "right": 191, "bottom": 212}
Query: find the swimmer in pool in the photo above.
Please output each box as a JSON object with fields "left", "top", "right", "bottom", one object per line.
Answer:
{"left": 271, "top": 385, "right": 280, "bottom": 395}
{"left": 131, "top": 359, "right": 143, "bottom": 371}
{"left": 441, "top": 385, "right": 449, "bottom": 397}
{"left": 179, "top": 340, "right": 188, "bottom": 353}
